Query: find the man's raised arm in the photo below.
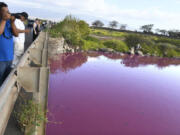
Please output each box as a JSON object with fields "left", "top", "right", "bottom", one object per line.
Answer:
{"left": 10, "top": 16, "right": 19, "bottom": 37}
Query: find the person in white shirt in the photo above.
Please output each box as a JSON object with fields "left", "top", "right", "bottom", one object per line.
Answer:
{"left": 12, "top": 12, "right": 30, "bottom": 67}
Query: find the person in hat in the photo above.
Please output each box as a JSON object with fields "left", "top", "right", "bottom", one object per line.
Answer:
{"left": 0, "top": 2, "right": 19, "bottom": 86}
{"left": 12, "top": 12, "right": 30, "bottom": 67}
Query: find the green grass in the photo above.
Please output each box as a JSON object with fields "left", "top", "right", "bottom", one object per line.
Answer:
{"left": 155, "top": 37, "right": 180, "bottom": 48}
{"left": 81, "top": 36, "right": 129, "bottom": 52}
{"left": 90, "top": 29, "right": 127, "bottom": 37}
{"left": 81, "top": 39, "right": 106, "bottom": 51}
{"left": 103, "top": 40, "right": 129, "bottom": 52}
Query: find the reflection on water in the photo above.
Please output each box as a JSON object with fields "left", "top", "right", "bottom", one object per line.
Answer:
{"left": 49, "top": 52, "right": 180, "bottom": 73}
{"left": 49, "top": 53, "right": 88, "bottom": 73}
{"left": 47, "top": 52, "right": 180, "bottom": 135}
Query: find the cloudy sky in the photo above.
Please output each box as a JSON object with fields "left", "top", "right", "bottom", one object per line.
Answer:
{"left": 3, "top": 0, "right": 180, "bottom": 30}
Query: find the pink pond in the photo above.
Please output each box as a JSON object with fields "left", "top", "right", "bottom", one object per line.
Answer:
{"left": 46, "top": 52, "right": 180, "bottom": 135}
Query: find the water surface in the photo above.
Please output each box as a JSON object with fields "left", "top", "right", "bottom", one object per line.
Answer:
{"left": 46, "top": 52, "right": 180, "bottom": 135}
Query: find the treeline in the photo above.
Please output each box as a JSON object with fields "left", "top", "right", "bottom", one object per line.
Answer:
{"left": 92, "top": 20, "right": 180, "bottom": 39}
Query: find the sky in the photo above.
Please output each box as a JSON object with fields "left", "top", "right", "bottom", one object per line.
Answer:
{"left": 3, "top": 0, "right": 180, "bottom": 30}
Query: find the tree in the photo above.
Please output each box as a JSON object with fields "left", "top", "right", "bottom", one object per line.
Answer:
{"left": 92, "top": 20, "right": 104, "bottom": 27}
{"left": 120, "top": 24, "right": 127, "bottom": 30}
{"left": 156, "top": 29, "right": 168, "bottom": 36}
{"left": 155, "top": 28, "right": 160, "bottom": 34}
{"left": 109, "top": 20, "right": 118, "bottom": 29}
{"left": 159, "top": 29, "right": 168, "bottom": 36}
{"left": 140, "top": 24, "right": 154, "bottom": 33}
{"left": 168, "top": 30, "right": 180, "bottom": 38}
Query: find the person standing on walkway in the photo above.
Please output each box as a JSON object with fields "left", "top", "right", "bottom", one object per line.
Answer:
{"left": 0, "top": 2, "right": 19, "bottom": 86}
{"left": 12, "top": 12, "right": 30, "bottom": 67}
{"left": 33, "top": 19, "right": 40, "bottom": 41}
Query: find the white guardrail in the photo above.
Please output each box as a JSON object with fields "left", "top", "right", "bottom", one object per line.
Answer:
{"left": 0, "top": 31, "right": 49, "bottom": 135}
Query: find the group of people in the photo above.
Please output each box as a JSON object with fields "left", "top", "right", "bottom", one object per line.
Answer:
{"left": 0, "top": 2, "right": 41, "bottom": 86}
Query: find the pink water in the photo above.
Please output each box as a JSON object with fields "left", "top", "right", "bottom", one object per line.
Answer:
{"left": 46, "top": 52, "right": 180, "bottom": 135}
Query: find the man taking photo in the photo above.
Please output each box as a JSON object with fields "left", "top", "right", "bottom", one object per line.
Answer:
{"left": 12, "top": 12, "right": 30, "bottom": 67}
{"left": 0, "top": 2, "right": 18, "bottom": 86}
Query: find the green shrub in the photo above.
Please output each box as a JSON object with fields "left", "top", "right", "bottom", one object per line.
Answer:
{"left": 125, "top": 34, "right": 146, "bottom": 48}
{"left": 157, "top": 43, "right": 180, "bottom": 57}
{"left": 166, "top": 49, "right": 180, "bottom": 58}
{"left": 49, "top": 15, "right": 90, "bottom": 46}
{"left": 81, "top": 39, "right": 106, "bottom": 51}
{"left": 85, "top": 36, "right": 101, "bottom": 42}
{"left": 90, "top": 28, "right": 127, "bottom": 37}
{"left": 78, "top": 20, "right": 90, "bottom": 38}
{"left": 140, "top": 42, "right": 180, "bottom": 57}
{"left": 49, "top": 26, "right": 62, "bottom": 38}
{"left": 141, "top": 43, "right": 155, "bottom": 55}
{"left": 141, "top": 43, "right": 164, "bottom": 56}
{"left": 155, "top": 37, "right": 180, "bottom": 47}
{"left": 103, "top": 40, "right": 129, "bottom": 52}
{"left": 14, "top": 100, "right": 47, "bottom": 134}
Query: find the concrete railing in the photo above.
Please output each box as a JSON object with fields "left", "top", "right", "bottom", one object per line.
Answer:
{"left": 0, "top": 31, "right": 49, "bottom": 135}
